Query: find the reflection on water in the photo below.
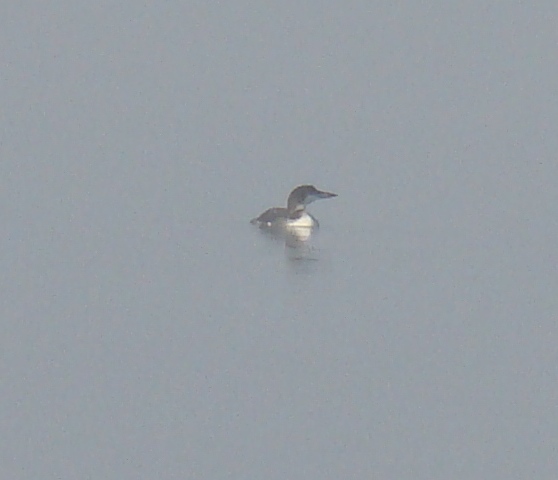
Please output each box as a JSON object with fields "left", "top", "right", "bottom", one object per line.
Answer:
{"left": 254, "top": 225, "right": 321, "bottom": 262}
{"left": 285, "top": 244, "right": 321, "bottom": 276}
{"left": 285, "top": 231, "right": 319, "bottom": 261}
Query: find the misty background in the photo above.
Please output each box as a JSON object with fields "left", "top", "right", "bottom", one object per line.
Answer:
{"left": 1, "top": 2, "right": 557, "bottom": 479}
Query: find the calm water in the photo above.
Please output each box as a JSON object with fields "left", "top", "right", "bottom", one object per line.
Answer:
{"left": 2, "top": 2, "right": 557, "bottom": 479}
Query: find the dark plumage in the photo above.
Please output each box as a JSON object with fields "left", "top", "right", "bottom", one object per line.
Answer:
{"left": 251, "top": 185, "right": 337, "bottom": 229}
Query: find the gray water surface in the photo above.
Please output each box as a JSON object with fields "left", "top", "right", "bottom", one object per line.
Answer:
{"left": 2, "top": 2, "right": 557, "bottom": 479}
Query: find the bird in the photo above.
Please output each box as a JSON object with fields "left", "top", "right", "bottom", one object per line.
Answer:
{"left": 250, "top": 185, "right": 337, "bottom": 234}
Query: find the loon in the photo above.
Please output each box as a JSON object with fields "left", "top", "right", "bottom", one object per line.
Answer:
{"left": 250, "top": 185, "right": 337, "bottom": 232}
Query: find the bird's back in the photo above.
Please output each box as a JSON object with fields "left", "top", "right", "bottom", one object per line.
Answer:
{"left": 250, "top": 207, "right": 289, "bottom": 227}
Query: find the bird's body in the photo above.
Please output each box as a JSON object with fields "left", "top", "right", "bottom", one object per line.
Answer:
{"left": 250, "top": 185, "right": 337, "bottom": 234}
